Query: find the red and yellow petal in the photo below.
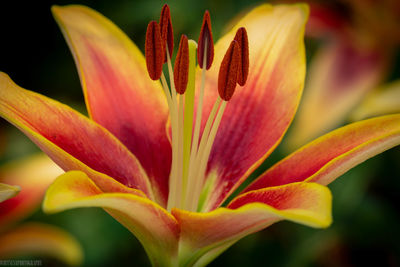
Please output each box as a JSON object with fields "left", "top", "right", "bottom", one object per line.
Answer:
{"left": 52, "top": 5, "right": 171, "bottom": 205}
{"left": 172, "top": 182, "right": 331, "bottom": 266}
{"left": 43, "top": 171, "right": 179, "bottom": 267}
{"left": 0, "top": 183, "right": 19, "bottom": 203}
{"left": 199, "top": 4, "right": 309, "bottom": 211}
{"left": 246, "top": 114, "right": 400, "bottom": 191}
{"left": 285, "top": 41, "right": 385, "bottom": 150}
{"left": 0, "top": 73, "right": 153, "bottom": 199}
{"left": 0, "top": 223, "right": 83, "bottom": 266}
{"left": 0, "top": 154, "right": 62, "bottom": 229}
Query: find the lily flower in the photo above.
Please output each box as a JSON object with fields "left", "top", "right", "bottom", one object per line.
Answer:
{"left": 0, "top": 154, "right": 82, "bottom": 265}
{"left": 0, "top": 4, "right": 399, "bottom": 266}
{"left": 285, "top": 0, "right": 400, "bottom": 149}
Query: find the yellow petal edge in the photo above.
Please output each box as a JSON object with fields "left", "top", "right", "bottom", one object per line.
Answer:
{"left": 0, "top": 183, "right": 20, "bottom": 203}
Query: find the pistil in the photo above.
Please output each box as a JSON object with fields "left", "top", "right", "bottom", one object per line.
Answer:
{"left": 181, "top": 40, "right": 197, "bottom": 205}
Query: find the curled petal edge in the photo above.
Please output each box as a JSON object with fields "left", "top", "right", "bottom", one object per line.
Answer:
{"left": 173, "top": 182, "right": 331, "bottom": 266}
{"left": 43, "top": 171, "right": 180, "bottom": 267}
{"left": 246, "top": 114, "right": 400, "bottom": 191}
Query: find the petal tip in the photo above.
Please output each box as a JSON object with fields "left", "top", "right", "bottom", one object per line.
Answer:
{"left": 293, "top": 183, "right": 333, "bottom": 229}
{"left": 50, "top": 5, "right": 60, "bottom": 12}
{"left": 50, "top": 4, "right": 67, "bottom": 16}
{"left": 42, "top": 170, "right": 100, "bottom": 214}
{"left": 294, "top": 3, "right": 310, "bottom": 18}
{"left": 0, "top": 72, "right": 11, "bottom": 81}
{"left": 0, "top": 183, "right": 21, "bottom": 203}
{"left": 51, "top": 4, "right": 95, "bottom": 20}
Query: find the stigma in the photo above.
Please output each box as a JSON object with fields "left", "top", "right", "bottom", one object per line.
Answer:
{"left": 144, "top": 4, "right": 249, "bottom": 212}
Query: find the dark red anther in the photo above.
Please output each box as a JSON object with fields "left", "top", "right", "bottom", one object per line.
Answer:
{"left": 218, "top": 40, "right": 240, "bottom": 101}
{"left": 174, "top": 35, "right": 189, "bottom": 94}
{"left": 234, "top": 27, "right": 249, "bottom": 86}
{"left": 145, "top": 21, "right": 164, "bottom": 80}
{"left": 197, "top": 11, "right": 214, "bottom": 70}
{"left": 159, "top": 4, "right": 174, "bottom": 62}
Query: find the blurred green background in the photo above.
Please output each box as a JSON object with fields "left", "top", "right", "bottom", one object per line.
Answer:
{"left": 0, "top": 0, "right": 399, "bottom": 266}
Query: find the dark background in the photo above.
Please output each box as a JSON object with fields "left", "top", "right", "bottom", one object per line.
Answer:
{"left": 1, "top": 0, "right": 399, "bottom": 266}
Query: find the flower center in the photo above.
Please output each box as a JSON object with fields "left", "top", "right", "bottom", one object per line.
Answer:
{"left": 145, "top": 5, "right": 249, "bottom": 212}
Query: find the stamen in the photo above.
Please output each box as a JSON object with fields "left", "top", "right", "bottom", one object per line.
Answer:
{"left": 174, "top": 35, "right": 189, "bottom": 94}
{"left": 166, "top": 46, "right": 182, "bottom": 211}
{"left": 197, "top": 11, "right": 214, "bottom": 70}
{"left": 234, "top": 27, "right": 249, "bottom": 86}
{"left": 184, "top": 11, "right": 216, "bottom": 210}
{"left": 145, "top": 21, "right": 164, "bottom": 80}
{"left": 162, "top": 73, "right": 179, "bottom": 212}
{"left": 159, "top": 8, "right": 179, "bottom": 210}
{"left": 176, "top": 93, "right": 184, "bottom": 208}
{"left": 159, "top": 4, "right": 174, "bottom": 63}
{"left": 218, "top": 40, "right": 240, "bottom": 101}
